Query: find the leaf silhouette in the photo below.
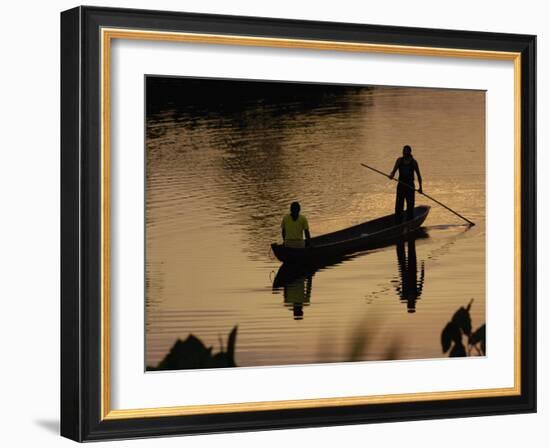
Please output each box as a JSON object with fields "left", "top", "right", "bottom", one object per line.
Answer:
{"left": 451, "top": 305, "right": 472, "bottom": 336}
{"left": 449, "top": 341, "right": 466, "bottom": 357}
{"left": 441, "top": 321, "right": 461, "bottom": 353}
{"left": 469, "top": 324, "right": 486, "bottom": 355}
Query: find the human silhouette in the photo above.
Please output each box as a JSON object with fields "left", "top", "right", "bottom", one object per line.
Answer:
{"left": 283, "top": 275, "right": 312, "bottom": 320}
{"left": 389, "top": 145, "right": 423, "bottom": 223}
{"left": 281, "top": 201, "right": 311, "bottom": 248}
{"left": 394, "top": 238, "right": 424, "bottom": 313}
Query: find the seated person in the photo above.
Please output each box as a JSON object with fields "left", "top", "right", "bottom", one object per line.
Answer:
{"left": 281, "top": 201, "right": 310, "bottom": 248}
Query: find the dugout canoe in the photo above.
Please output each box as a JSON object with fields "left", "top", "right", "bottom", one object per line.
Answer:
{"left": 271, "top": 205, "right": 430, "bottom": 264}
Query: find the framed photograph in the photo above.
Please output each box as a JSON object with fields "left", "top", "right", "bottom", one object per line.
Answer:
{"left": 60, "top": 6, "right": 536, "bottom": 441}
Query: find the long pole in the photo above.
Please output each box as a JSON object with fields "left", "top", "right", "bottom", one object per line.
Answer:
{"left": 360, "top": 163, "right": 475, "bottom": 227}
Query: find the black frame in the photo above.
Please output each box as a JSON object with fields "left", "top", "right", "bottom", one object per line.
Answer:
{"left": 61, "top": 6, "right": 536, "bottom": 442}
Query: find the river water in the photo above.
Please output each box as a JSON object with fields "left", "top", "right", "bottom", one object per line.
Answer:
{"left": 145, "top": 78, "right": 486, "bottom": 369}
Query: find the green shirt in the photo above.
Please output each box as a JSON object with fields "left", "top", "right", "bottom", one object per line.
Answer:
{"left": 281, "top": 214, "right": 309, "bottom": 242}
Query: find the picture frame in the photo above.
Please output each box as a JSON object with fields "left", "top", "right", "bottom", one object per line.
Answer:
{"left": 60, "top": 5, "right": 536, "bottom": 442}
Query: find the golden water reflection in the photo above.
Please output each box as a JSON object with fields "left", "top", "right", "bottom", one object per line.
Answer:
{"left": 145, "top": 78, "right": 486, "bottom": 369}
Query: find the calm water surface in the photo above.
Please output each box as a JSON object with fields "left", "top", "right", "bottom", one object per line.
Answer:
{"left": 145, "top": 80, "right": 486, "bottom": 368}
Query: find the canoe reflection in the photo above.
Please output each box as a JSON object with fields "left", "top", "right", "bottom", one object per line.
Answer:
{"left": 272, "top": 229, "right": 428, "bottom": 318}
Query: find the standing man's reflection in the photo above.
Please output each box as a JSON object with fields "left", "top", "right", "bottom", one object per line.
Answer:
{"left": 284, "top": 275, "right": 313, "bottom": 320}
{"left": 395, "top": 238, "right": 425, "bottom": 313}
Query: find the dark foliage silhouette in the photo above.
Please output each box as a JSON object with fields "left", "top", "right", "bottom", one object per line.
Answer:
{"left": 148, "top": 326, "right": 238, "bottom": 371}
{"left": 441, "top": 300, "right": 485, "bottom": 357}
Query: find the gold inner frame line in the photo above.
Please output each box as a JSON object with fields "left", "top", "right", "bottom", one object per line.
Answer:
{"left": 100, "top": 27, "right": 522, "bottom": 421}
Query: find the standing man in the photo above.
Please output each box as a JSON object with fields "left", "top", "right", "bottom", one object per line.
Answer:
{"left": 281, "top": 201, "right": 311, "bottom": 248}
{"left": 389, "top": 145, "right": 423, "bottom": 223}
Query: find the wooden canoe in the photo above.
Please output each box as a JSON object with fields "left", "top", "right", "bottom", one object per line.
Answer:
{"left": 271, "top": 205, "right": 430, "bottom": 264}
{"left": 272, "top": 227, "right": 429, "bottom": 289}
